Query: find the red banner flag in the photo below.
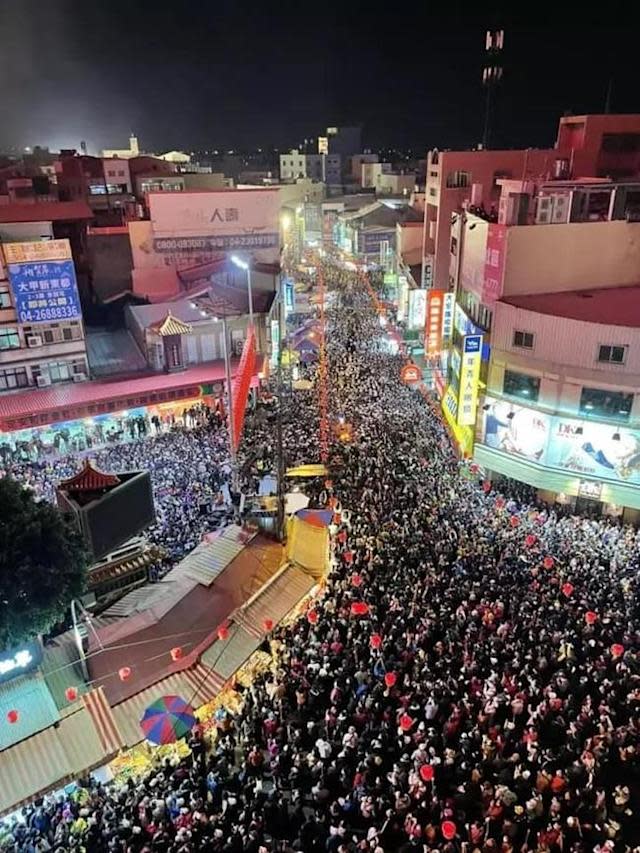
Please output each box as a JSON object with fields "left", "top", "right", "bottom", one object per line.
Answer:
{"left": 231, "top": 325, "right": 256, "bottom": 450}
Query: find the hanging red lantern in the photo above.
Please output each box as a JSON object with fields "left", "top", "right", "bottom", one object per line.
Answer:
{"left": 65, "top": 686, "right": 78, "bottom": 702}
{"left": 442, "top": 821, "right": 457, "bottom": 841}
{"left": 350, "top": 601, "right": 369, "bottom": 616}
{"left": 561, "top": 582, "right": 574, "bottom": 597}
{"left": 495, "top": 497, "right": 506, "bottom": 510}
{"left": 370, "top": 633, "right": 382, "bottom": 650}
{"left": 337, "top": 530, "right": 347, "bottom": 544}
{"left": 351, "top": 573, "right": 363, "bottom": 588}
{"left": 307, "top": 609, "right": 318, "bottom": 624}
{"left": 585, "top": 611, "right": 598, "bottom": 625}
{"left": 611, "top": 643, "right": 624, "bottom": 658}
{"left": 344, "top": 551, "right": 354, "bottom": 564}
{"left": 510, "top": 515, "right": 520, "bottom": 528}
{"left": 264, "top": 618, "right": 274, "bottom": 632}
{"left": 399, "top": 713, "right": 414, "bottom": 731}
{"left": 482, "top": 480, "right": 491, "bottom": 493}
{"left": 419, "top": 763, "right": 435, "bottom": 782}
{"left": 170, "top": 647, "right": 183, "bottom": 662}
{"left": 217, "top": 626, "right": 229, "bottom": 641}
{"left": 6, "top": 709, "right": 19, "bottom": 725}
{"left": 543, "top": 556, "right": 554, "bottom": 570}
{"left": 118, "top": 667, "right": 131, "bottom": 682}
{"left": 384, "top": 671, "right": 397, "bottom": 688}
{"left": 525, "top": 533, "right": 536, "bottom": 548}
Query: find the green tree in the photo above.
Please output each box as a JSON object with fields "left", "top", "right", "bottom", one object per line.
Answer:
{"left": 0, "top": 477, "right": 87, "bottom": 648}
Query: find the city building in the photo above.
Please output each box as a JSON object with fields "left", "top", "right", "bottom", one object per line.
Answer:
{"left": 101, "top": 134, "right": 141, "bottom": 159}
{"left": 361, "top": 162, "right": 392, "bottom": 189}
{"left": 350, "top": 153, "right": 378, "bottom": 182}
{"left": 0, "top": 212, "right": 92, "bottom": 394}
{"left": 375, "top": 172, "right": 416, "bottom": 196}
{"left": 318, "top": 126, "right": 362, "bottom": 159}
{"left": 56, "top": 152, "right": 136, "bottom": 220}
{"left": 279, "top": 150, "right": 341, "bottom": 185}
{"left": 337, "top": 200, "right": 422, "bottom": 260}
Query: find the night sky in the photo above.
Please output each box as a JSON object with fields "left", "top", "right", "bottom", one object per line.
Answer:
{"left": 0, "top": 0, "right": 637, "bottom": 156}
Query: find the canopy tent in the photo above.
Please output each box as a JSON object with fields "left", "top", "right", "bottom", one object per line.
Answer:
{"left": 286, "top": 464, "right": 328, "bottom": 478}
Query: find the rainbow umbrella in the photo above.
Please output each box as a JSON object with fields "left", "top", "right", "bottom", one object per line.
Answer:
{"left": 140, "top": 695, "right": 196, "bottom": 745}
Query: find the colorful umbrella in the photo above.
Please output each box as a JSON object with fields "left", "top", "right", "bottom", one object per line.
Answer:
{"left": 140, "top": 695, "right": 196, "bottom": 745}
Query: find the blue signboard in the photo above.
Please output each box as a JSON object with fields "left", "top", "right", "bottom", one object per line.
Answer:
{"left": 8, "top": 260, "right": 82, "bottom": 324}
{"left": 284, "top": 278, "right": 295, "bottom": 314}
{"left": 0, "top": 640, "right": 42, "bottom": 685}
{"left": 360, "top": 229, "right": 395, "bottom": 256}
{"left": 463, "top": 334, "right": 482, "bottom": 354}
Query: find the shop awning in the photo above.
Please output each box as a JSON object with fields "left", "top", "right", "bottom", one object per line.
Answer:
{"left": 0, "top": 689, "right": 123, "bottom": 816}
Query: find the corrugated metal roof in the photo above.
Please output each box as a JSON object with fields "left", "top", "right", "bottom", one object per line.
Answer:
{"left": 0, "top": 674, "right": 60, "bottom": 750}
{"left": 0, "top": 200, "right": 93, "bottom": 223}
{"left": 238, "top": 564, "right": 314, "bottom": 638}
{"left": 200, "top": 626, "right": 260, "bottom": 680}
{"left": 102, "top": 575, "right": 196, "bottom": 619}
{"left": 175, "top": 526, "right": 257, "bottom": 587}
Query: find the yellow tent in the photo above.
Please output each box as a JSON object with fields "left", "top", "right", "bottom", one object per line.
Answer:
{"left": 286, "top": 464, "right": 328, "bottom": 478}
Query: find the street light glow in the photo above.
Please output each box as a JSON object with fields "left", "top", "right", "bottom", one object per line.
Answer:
{"left": 230, "top": 255, "right": 249, "bottom": 270}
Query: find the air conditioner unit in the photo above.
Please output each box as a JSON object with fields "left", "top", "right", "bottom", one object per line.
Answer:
{"left": 36, "top": 375, "right": 51, "bottom": 387}
{"left": 73, "top": 372, "right": 88, "bottom": 382}
{"left": 27, "top": 335, "right": 43, "bottom": 348}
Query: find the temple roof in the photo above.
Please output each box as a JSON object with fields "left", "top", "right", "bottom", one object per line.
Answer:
{"left": 58, "top": 460, "right": 121, "bottom": 493}
{"left": 149, "top": 312, "right": 193, "bottom": 336}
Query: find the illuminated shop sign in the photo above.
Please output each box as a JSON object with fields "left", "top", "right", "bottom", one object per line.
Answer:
{"left": 0, "top": 641, "right": 42, "bottom": 685}
{"left": 479, "top": 396, "right": 640, "bottom": 488}
{"left": 457, "top": 335, "right": 483, "bottom": 426}
{"left": 442, "top": 293, "right": 455, "bottom": 340}
{"left": 408, "top": 289, "right": 427, "bottom": 331}
{"left": 154, "top": 233, "right": 279, "bottom": 252}
{"left": 425, "top": 290, "right": 445, "bottom": 355}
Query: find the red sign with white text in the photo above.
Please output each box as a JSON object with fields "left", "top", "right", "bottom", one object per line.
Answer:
{"left": 482, "top": 223, "right": 506, "bottom": 303}
{"left": 425, "top": 289, "right": 445, "bottom": 355}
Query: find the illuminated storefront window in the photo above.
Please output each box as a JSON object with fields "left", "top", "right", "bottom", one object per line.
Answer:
{"left": 503, "top": 369, "right": 540, "bottom": 402}
{"left": 579, "top": 387, "right": 633, "bottom": 422}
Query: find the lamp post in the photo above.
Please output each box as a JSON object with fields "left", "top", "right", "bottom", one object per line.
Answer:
{"left": 230, "top": 255, "right": 254, "bottom": 327}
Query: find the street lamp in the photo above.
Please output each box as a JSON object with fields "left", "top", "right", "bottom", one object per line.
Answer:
{"left": 230, "top": 254, "right": 254, "bottom": 326}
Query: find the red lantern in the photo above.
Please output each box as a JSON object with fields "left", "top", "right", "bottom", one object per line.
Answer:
{"left": 64, "top": 686, "right": 78, "bottom": 702}
{"left": 585, "top": 611, "right": 598, "bottom": 625}
{"left": 351, "top": 573, "right": 363, "bottom": 588}
{"left": 217, "top": 626, "right": 229, "bottom": 641}
{"left": 399, "top": 713, "right": 414, "bottom": 731}
{"left": 384, "top": 672, "right": 397, "bottom": 688}
{"left": 482, "top": 480, "right": 491, "bottom": 493}
{"left": 338, "top": 530, "right": 347, "bottom": 544}
{"left": 510, "top": 515, "right": 520, "bottom": 528}
{"left": 170, "top": 647, "right": 183, "bottom": 662}
{"left": 264, "top": 618, "right": 274, "bottom": 632}
{"left": 469, "top": 463, "right": 479, "bottom": 475}
{"left": 495, "top": 497, "right": 505, "bottom": 510}
{"left": 543, "top": 556, "right": 554, "bottom": 570}
{"left": 561, "top": 582, "right": 574, "bottom": 597}
{"left": 370, "top": 633, "right": 382, "bottom": 649}
{"left": 350, "top": 601, "right": 369, "bottom": 616}
{"left": 118, "top": 667, "right": 131, "bottom": 682}
{"left": 419, "top": 764, "right": 434, "bottom": 782}
{"left": 442, "top": 821, "right": 457, "bottom": 841}
{"left": 6, "top": 709, "right": 19, "bottom": 725}
{"left": 307, "top": 609, "right": 318, "bottom": 624}
{"left": 344, "top": 551, "right": 354, "bottom": 564}
{"left": 611, "top": 643, "right": 624, "bottom": 658}
{"left": 525, "top": 534, "right": 536, "bottom": 548}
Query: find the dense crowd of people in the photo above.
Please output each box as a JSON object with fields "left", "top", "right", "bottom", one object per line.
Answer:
{"left": 1, "top": 267, "right": 639, "bottom": 851}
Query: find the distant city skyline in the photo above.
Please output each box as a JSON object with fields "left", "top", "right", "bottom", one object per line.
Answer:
{"left": 0, "top": 0, "right": 637, "bottom": 156}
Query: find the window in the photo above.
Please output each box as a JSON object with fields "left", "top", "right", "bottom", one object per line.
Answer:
{"left": 598, "top": 344, "right": 627, "bottom": 364}
{"left": 580, "top": 387, "right": 633, "bottom": 421}
{"left": 450, "top": 236, "right": 458, "bottom": 256}
{"left": 47, "top": 361, "right": 71, "bottom": 383}
{"left": 0, "top": 328, "right": 20, "bottom": 350}
{"left": 513, "top": 329, "right": 534, "bottom": 350}
{"left": 43, "top": 329, "right": 55, "bottom": 344}
{"left": 429, "top": 170, "right": 438, "bottom": 177}
{"left": 62, "top": 326, "right": 74, "bottom": 341}
{"left": 601, "top": 133, "right": 640, "bottom": 154}
{"left": 0, "top": 366, "right": 28, "bottom": 390}
{"left": 503, "top": 369, "right": 540, "bottom": 402}
{"left": 428, "top": 187, "right": 437, "bottom": 197}
{"left": 0, "top": 290, "right": 11, "bottom": 309}
{"left": 445, "top": 170, "right": 471, "bottom": 189}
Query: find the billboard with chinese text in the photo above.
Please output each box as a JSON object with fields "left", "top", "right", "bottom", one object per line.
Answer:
{"left": 482, "top": 223, "right": 507, "bottom": 303}
{"left": 457, "top": 335, "right": 482, "bottom": 426}
{"left": 479, "top": 395, "right": 640, "bottom": 487}
{"left": 6, "top": 238, "right": 82, "bottom": 324}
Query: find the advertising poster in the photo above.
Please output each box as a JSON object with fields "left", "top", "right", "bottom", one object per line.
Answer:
{"left": 425, "top": 290, "right": 445, "bottom": 355}
{"left": 270, "top": 319, "right": 280, "bottom": 369}
{"left": 397, "top": 276, "right": 409, "bottom": 322}
{"left": 482, "top": 223, "right": 507, "bottom": 303}
{"left": 457, "top": 335, "right": 483, "bottom": 426}
{"left": 442, "top": 293, "right": 455, "bottom": 340}
{"left": 460, "top": 219, "right": 488, "bottom": 300}
{"left": 408, "top": 288, "right": 427, "bottom": 331}
{"left": 6, "top": 239, "right": 82, "bottom": 325}
{"left": 479, "top": 396, "right": 640, "bottom": 487}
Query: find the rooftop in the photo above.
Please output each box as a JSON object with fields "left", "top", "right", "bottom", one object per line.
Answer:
{"left": 0, "top": 200, "right": 93, "bottom": 223}
{"left": 501, "top": 284, "right": 640, "bottom": 328}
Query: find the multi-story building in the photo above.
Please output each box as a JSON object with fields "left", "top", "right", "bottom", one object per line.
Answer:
{"left": 361, "top": 162, "right": 392, "bottom": 189}
{"left": 318, "top": 126, "right": 362, "bottom": 159}
{"left": 279, "top": 150, "right": 341, "bottom": 185}
{"left": 438, "top": 167, "right": 640, "bottom": 518}
{"left": 0, "top": 222, "right": 90, "bottom": 393}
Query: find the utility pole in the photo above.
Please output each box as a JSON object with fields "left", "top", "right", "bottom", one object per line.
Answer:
{"left": 276, "top": 275, "right": 286, "bottom": 541}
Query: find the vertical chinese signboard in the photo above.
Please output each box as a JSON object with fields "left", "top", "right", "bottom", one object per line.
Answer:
{"left": 425, "top": 290, "right": 445, "bottom": 355}
{"left": 482, "top": 223, "right": 507, "bottom": 303}
{"left": 441, "top": 292, "right": 455, "bottom": 341}
{"left": 457, "top": 334, "right": 483, "bottom": 426}
{"left": 408, "top": 289, "right": 427, "bottom": 331}
{"left": 4, "top": 239, "right": 82, "bottom": 324}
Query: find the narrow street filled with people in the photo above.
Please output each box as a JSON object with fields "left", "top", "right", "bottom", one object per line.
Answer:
{"left": 1, "top": 268, "right": 639, "bottom": 852}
